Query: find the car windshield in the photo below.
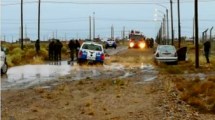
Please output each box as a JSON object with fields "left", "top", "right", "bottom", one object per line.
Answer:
{"left": 158, "top": 46, "right": 175, "bottom": 53}
{"left": 107, "top": 39, "right": 114, "bottom": 41}
{"left": 82, "top": 44, "right": 102, "bottom": 51}
{"left": 130, "top": 35, "right": 144, "bottom": 41}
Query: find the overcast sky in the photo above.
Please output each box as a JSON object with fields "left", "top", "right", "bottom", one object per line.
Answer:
{"left": 1, "top": 0, "right": 215, "bottom": 42}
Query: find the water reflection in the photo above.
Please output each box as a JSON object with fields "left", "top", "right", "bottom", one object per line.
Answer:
{"left": 1, "top": 61, "right": 72, "bottom": 90}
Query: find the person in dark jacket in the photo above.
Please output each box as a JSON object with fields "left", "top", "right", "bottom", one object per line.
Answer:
{"left": 35, "top": 39, "right": 40, "bottom": 55}
{"left": 204, "top": 40, "right": 211, "bottom": 63}
{"left": 48, "top": 40, "right": 55, "bottom": 60}
{"left": 68, "top": 40, "right": 76, "bottom": 61}
{"left": 55, "top": 40, "right": 63, "bottom": 61}
{"left": 75, "top": 40, "right": 80, "bottom": 59}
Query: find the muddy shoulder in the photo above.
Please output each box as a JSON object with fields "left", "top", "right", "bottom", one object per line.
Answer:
{"left": 2, "top": 48, "right": 215, "bottom": 120}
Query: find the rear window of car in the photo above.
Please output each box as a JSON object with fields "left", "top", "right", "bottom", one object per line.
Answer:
{"left": 158, "top": 46, "right": 175, "bottom": 52}
{"left": 82, "top": 44, "right": 102, "bottom": 51}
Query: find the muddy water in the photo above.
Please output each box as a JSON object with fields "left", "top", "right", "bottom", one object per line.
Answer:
{"left": 1, "top": 61, "right": 72, "bottom": 90}
{"left": 1, "top": 61, "right": 159, "bottom": 90}
{"left": 1, "top": 46, "right": 159, "bottom": 90}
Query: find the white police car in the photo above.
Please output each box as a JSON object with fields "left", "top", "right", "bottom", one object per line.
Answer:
{"left": 1, "top": 47, "right": 8, "bottom": 74}
{"left": 105, "top": 39, "right": 117, "bottom": 49}
{"left": 78, "top": 42, "right": 105, "bottom": 64}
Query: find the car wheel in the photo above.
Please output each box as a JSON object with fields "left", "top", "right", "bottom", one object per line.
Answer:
{"left": 1, "top": 63, "right": 8, "bottom": 74}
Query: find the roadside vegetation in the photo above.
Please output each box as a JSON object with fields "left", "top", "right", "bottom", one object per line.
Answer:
{"left": 1, "top": 43, "right": 69, "bottom": 67}
{"left": 159, "top": 42, "right": 215, "bottom": 114}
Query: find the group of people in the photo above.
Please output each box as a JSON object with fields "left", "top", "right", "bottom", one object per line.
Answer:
{"left": 48, "top": 40, "right": 63, "bottom": 61}
{"left": 48, "top": 39, "right": 80, "bottom": 61}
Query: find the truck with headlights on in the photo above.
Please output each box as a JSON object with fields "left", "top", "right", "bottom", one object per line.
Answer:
{"left": 128, "top": 30, "right": 146, "bottom": 49}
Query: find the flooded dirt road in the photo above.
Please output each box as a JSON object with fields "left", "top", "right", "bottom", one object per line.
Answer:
{"left": 2, "top": 46, "right": 215, "bottom": 120}
{"left": 1, "top": 46, "right": 158, "bottom": 90}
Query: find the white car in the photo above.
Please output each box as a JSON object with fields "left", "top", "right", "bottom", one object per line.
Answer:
{"left": 105, "top": 39, "right": 117, "bottom": 49}
{"left": 77, "top": 42, "right": 105, "bottom": 64}
{"left": 1, "top": 47, "right": 8, "bottom": 74}
{"left": 154, "top": 45, "right": 178, "bottom": 64}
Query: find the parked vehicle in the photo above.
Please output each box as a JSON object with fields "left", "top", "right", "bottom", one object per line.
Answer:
{"left": 105, "top": 39, "right": 117, "bottom": 49}
{"left": 1, "top": 47, "right": 8, "bottom": 74}
{"left": 77, "top": 42, "right": 105, "bottom": 64}
{"left": 154, "top": 45, "right": 178, "bottom": 64}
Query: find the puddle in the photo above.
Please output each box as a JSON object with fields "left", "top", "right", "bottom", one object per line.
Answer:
{"left": 184, "top": 73, "right": 207, "bottom": 80}
{"left": 1, "top": 61, "right": 158, "bottom": 90}
{"left": 1, "top": 61, "right": 72, "bottom": 90}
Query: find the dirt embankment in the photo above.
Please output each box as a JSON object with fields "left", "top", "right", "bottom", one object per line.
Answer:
{"left": 1, "top": 48, "right": 215, "bottom": 120}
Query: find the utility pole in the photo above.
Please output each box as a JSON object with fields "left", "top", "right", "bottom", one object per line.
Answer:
{"left": 156, "top": 4, "right": 169, "bottom": 44}
{"left": 52, "top": 32, "right": 54, "bottom": 39}
{"left": 194, "top": 0, "right": 199, "bottom": 68}
{"left": 21, "top": 0, "right": 24, "bottom": 50}
{"left": 163, "top": 15, "right": 166, "bottom": 44}
{"left": 123, "top": 26, "right": 125, "bottom": 39}
{"left": 12, "top": 35, "right": 13, "bottom": 43}
{"left": 25, "top": 25, "right": 27, "bottom": 38}
{"left": 65, "top": 33, "right": 67, "bottom": 41}
{"left": 89, "top": 16, "right": 92, "bottom": 40}
{"left": 93, "top": 12, "right": 95, "bottom": 40}
{"left": 111, "top": 25, "right": 114, "bottom": 39}
{"left": 170, "top": 0, "right": 174, "bottom": 45}
{"left": 56, "top": 30, "right": 58, "bottom": 39}
{"left": 177, "top": 0, "right": 181, "bottom": 48}
{"left": 38, "top": 0, "right": 41, "bottom": 50}
{"left": 193, "top": 17, "right": 195, "bottom": 44}
{"left": 166, "top": 9, "right": 169, "bottom": 44}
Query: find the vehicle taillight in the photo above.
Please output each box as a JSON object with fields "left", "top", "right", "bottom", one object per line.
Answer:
{"left": 101, "top": 53, "right": 105, "bottom": 60}
{"left": 78, "top": 51, "right": 82, "bottom": 58}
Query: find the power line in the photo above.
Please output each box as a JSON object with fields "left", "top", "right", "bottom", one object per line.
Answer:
{"left": 2, "top": 0, "right": 215, "bottom": 6}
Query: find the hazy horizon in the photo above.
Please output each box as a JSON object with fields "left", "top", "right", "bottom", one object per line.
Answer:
{"left": 1, "top": 0, "right": 215, "bottom": 42}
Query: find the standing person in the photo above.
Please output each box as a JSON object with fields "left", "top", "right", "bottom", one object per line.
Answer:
{"left": 75, "top": 40, "right": 80, "bottom": 59}
{"left": 35, "top": 39, "right": 40, "bottom": 55}
{"left": 56, "top": 40, "right": 63, "bottom": 61}
{"left": 53, "top": 40, "right": 58, "bottom": 61}
{"left": 204, "top": 40, "right": 211, "bottom": 63}
{"left": 48, "top": 40, "right": 54, "bottom": 60}
{"left": 68, "top": 40, "right": 76, "bottom": 61}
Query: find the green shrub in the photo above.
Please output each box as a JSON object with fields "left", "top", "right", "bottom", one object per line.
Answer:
{"left": 25, "top": 48, "right": 36, "bottom": 59}
{"left": 10, "top": 47, "right": 23, "bottom": 55}
{"left": 11, "top": 53, "right": 22, "bottom": 65}
{"left": 6, "top": 56, "right": 14, "bottom": 67}
{"left": 39, "top": 48, "right": 48, "bottom": 60}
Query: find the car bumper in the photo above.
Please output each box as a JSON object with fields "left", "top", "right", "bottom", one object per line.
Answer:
{"left": 106, "top": 44, "right": 116, "bottom": 47}
{"left": 78, "top": 58, "right": 103, "bottom": 64}
{"left": 155, "top": 57, "right": 178, "bottom": 62}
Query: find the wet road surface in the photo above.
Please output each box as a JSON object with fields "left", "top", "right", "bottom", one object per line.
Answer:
{"left": 1, "top": 46, "right": 159, "bottom": 90}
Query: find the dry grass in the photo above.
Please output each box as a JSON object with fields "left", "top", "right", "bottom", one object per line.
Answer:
{"left": 173, "top": 76, "right": 215, "bottom": 113}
